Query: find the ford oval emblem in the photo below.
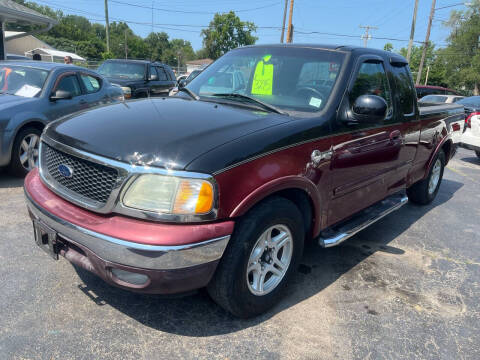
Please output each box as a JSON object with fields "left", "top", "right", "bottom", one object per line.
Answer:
{"left": 58, "top": 164, "right": 73, "bottom": 178}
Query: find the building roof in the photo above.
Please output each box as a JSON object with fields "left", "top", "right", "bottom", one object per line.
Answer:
{"left": 0, "top": 0, "right": 57, "bottom": 25}
{"left": 25, "top": 47, "right": 85, "bottom": 61}
{"left": 186, "top": 58, "right": 213, "bottom": 65}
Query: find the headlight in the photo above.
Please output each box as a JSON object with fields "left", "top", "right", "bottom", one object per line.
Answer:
{"left": 122, "top": 174, "right": 214, "bottom": 215}
{"left": 120, "top": 86, "right": 132, "bottom": 98}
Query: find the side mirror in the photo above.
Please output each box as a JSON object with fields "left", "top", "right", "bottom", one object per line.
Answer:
{"left": 50, "top": 89, "right": 72, "bottom": 101}
{"left": 178, "top": 79, "right": 187, "bottom": 88}
{"left": 351, "top": 95, "right": 387, "bottom": 124}
{"left": 148, "top": 74, "right": 158, "bottom": 81}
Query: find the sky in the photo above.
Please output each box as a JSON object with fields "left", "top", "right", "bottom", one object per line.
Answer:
{"left": 32, "top": 0, "right": 468, "bottom": 52}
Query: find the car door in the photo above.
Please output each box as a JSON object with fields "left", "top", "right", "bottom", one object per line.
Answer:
{"left": 45, "top": 72, "right": 85, "bottom": 121}
{"left": 327, "top": 56, "right": 405, "bottom": 226}
{"left": 78, "top": 72, "right": 109, "bottom": 107}
{"left": 154, "top": 66, "right": 172, "bottom": 95}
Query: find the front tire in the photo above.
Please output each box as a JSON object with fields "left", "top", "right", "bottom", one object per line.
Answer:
{"left": 8, "top": 127, "right": 42, "bottom": 177}
{"left": 407, "top": 150, "right": 445, "bottom": 205}
{"left": 208, "top": 197, "right": 305, "bottom": 318}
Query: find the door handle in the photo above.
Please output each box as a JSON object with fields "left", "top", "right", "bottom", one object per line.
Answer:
{"left": 389, "top": 130, "right": 401, "bottom": 141}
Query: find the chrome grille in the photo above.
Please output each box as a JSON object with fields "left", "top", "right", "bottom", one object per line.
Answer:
{"left": 41, "top": 142, "right": 118, "bottom": 204}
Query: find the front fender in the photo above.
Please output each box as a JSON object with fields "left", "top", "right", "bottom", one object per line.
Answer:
{"left": 229, "top": 175, "right": 322, "bottom": 236}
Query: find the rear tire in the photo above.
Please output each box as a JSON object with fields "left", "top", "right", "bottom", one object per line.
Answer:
{"left": 207, "top": 197, "right": 304, "bottom": 318}
{"left": 8, "top": 127, "right": 42, "bottom": 177}
{"left": 407, "top": 150, "right": 445, "bottom": 205}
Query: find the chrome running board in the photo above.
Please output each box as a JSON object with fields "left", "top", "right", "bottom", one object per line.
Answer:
{"left": 318, "top": 193, "right": 408, "bottom": 248}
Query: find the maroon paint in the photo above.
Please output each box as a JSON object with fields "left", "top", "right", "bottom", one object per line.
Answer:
{"left": 25, "top": 169, "right": 234, "bottom": 246}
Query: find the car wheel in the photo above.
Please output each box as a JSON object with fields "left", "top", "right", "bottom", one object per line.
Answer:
{"left": 407, "top": 150, "right": 445, "bottom": 205}
{"left": 9, "top": 127, "right": 42, "bottom": 177}
{"left": 207, "top": 196, "right": 304, "bottom": 318}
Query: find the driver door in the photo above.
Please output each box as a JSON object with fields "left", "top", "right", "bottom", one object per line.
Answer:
{"left": 46, "top": 72, "right": 85, "bottom": 121}
{"left": 327, "top": 57, "right": 404, "bottom": 226}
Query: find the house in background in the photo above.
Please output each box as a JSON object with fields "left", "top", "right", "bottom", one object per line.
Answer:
{"left": 0, "top": 0, "right": 57, "bottom": 60}
{"left": 186, "top": 58, "right": 213, "bottom": 73}
{"left": 25, "top": 47, "right": 85, "bottom": 63}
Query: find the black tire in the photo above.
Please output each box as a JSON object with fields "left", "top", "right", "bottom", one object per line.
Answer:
{"left": 475, "top": 151, "right": 480, "bottom": 159}
{"left": 8, "top": 127, "right": 42, "bottom": 177}
{"left": 407, "top": 150, "right": 445, "bottom": 205}
{"left": 207, "top": 197, "right": 305, "bottom": 318}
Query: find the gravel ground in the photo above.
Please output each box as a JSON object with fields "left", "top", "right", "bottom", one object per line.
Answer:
{"left": 0, "top": 147, "right": 479, "bottom": 360}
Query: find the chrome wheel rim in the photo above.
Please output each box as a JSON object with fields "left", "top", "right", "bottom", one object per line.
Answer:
{"left": 246, "top": 224, "right": 293, "bottom": 296}
{"left": 428, "top": 159, "right": 441, "bottom": 195}
{"left": 19, "top": 133, "right": 40, "bottom": 171}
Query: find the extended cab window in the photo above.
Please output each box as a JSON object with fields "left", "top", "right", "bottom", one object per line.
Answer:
{"left": 57, "top": 75, "right": 82, "bottom": 97}
{"left": 155, "top": 67, "right": 168, "bottom": 81}
{"left": 80, "top": 74, "right": 101, "bottom": 94}
{"left": 349, "top": 61, "right": 392, "bottom": 115}
{"left": 392, "top": 65, "right": 415, "bottom": 115}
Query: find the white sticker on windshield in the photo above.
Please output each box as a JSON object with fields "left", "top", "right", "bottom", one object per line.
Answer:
{"left": 309, "top": 97, "right": 322, "bottom": 108}
{"left": 15, "top": 84, "right": 41, "bottom": 98}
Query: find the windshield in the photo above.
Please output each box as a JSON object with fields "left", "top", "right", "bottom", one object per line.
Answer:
{"left": 0, "top": 66, "right": 49, "bottom": 97}
{"left": 186, "top": 47, "right": 345, "bottom": 113}
{"left": 97, "top": 62, "right": 145, "bottom": 80}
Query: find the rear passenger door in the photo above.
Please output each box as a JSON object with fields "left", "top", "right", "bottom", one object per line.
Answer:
{"left": 327, "top": 57, "right": 405, "bottom": 226}
{"left": 153, "top": 66, "right": 172, "bottom": 95}
{"left": 79, "top": 72, "right": 107, "bottom": 107}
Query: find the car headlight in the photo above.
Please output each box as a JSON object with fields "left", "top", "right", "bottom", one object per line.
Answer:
{"left": 122, "top": 174, "right": 215, "bottom": 215}
{"left": 120, "top": 86, "right": 132, "bottom": 98}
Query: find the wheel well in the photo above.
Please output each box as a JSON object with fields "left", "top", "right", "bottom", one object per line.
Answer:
{"left": 271, "top": 188, "right": 315, "bottom": 240}
{"left": 441, "top": 140, "right": 452, "bottom": 164}
{"left": 16, "top": 121, "right": 45, "bottom": 136}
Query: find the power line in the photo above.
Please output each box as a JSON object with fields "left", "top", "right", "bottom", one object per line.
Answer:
{"left": 359, "top": 25, "right": 378, "bottom": 47}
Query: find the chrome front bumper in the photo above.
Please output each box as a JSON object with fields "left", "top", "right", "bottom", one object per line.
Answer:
{"left": 25, "top": 191, "right": 230, "bottom": 271}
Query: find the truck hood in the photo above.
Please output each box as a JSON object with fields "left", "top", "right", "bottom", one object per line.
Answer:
{"left": 104, "top": 77, "right": 140, "bottom": 87}
{"left": 45, "top": 97, "right": 291, "bottom": 171}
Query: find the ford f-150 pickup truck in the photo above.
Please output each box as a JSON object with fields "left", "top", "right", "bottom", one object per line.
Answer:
{"left": 24, "top": 44, "right": 464, "bottom": 318}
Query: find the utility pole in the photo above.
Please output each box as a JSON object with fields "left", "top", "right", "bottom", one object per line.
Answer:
{"left": 124, "top": 29, "right": 128, "bottom": 59}
{"left": 416, "top": 0, "right": 436, "bottom": 85}
{"left": 280, "top": 0, "right": 288, "bottom": 43}
{"left": 360, "top": 25, "right": 378, "bottom": 47}
{"left": 406, "top": 0, "right": 419, "bottom": 63}
{"left": 104, "top": 0, "right": 110, "bottom": 53}
{"left": 424, "top": 66, "right": 431, "bottom": 85}
{"left": 151, "top": 1, "right": 154, "bottom": 34}
{"left": 286, "top": 0, "right": 294, "bottom": 43}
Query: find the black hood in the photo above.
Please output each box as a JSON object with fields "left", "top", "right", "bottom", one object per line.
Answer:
{"left": 104, "top": 77, "right": 141, "bottom": 86}
{"left": 45, "top": 97, "right": 291, "bottom": 172}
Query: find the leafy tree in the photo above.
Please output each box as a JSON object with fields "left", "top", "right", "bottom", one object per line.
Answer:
{"left": 442, "top": 0, "right": 480, "bottom": 94}
{"left": 201, "top": 11, "right": 257, "bottom": 59}
{"left": 145, "top": 32, "right": 170, "bottom": 61}
{"left": 399, "top": 43, "right": 447, "bottom": 86}
{"left": 383, "top": 43, "right": 394, "bottom": 52}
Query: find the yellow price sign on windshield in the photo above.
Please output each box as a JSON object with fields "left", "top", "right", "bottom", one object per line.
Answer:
{"left": 251, "top": 55, "right": 273, "bottom": 95}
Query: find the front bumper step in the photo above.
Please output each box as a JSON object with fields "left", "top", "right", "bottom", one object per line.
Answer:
{"left": 318, "top": 192, "right": 408, "bottom": 248}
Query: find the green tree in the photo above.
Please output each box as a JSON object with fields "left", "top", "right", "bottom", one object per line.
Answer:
{"left": 399, "top": 43, "right": 447, "bottom": 86}
{"left": 383, "top": 43, "right": 394, "bottom": 52}
{"left": 145, "top": 32, "right": 170, "bottom": 61}
{"left": 201, "top": 11, "right": 257, "bottom": 59}
{"left": 442, "top": 0, "right": 480, "bottom": 94}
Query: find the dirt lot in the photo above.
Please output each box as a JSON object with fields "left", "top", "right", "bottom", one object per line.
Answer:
{"left": 0, "top": 147, "right": 479, "bottom": 360}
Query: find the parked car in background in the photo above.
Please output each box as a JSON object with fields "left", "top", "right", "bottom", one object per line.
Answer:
{"left": 171, "top": 69, "right": 206, "bottom": 96}
{"left": 415, "top": 85, "right": 459, "bottom": 99}
{"left": 419, "top": 94, "right": 464, "bottom": 104}
{"left": 97, "top": 59, "right": 176, "bottom": 99}
{"left": 6, "top": 54, "right": 29, "bottom": 60}
{"left": 0, "top": 61, "right": 124, "bottom": 176}
{"left": 457, "top": 96, "right": 480, "bottom": 158}
{"left": 24, "top": 44, "right": 464, "bottom": 318}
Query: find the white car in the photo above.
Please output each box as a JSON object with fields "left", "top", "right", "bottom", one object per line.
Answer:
{"left": 457, "top": 97, "right": 480, "bottom": 158}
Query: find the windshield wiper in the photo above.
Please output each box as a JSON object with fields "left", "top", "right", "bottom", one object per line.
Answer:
{"left": 178, "top": 87, "right": 200, "bottom": 100}
{"left": 211, "top": 93, "right": 287, "bottom": 115}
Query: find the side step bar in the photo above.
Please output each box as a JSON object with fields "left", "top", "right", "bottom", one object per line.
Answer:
{"left": 318, "top": 193, "right": 408, "bottom": 248}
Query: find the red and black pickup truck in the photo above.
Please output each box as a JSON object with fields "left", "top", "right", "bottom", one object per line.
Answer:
{"left": 24, "top": 44, "right": 464, "bottom": 318}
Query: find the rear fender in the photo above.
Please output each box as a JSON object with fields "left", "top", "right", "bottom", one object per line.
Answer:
{"left": 423, "top": 133, "right": 451, "bottom": 179}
